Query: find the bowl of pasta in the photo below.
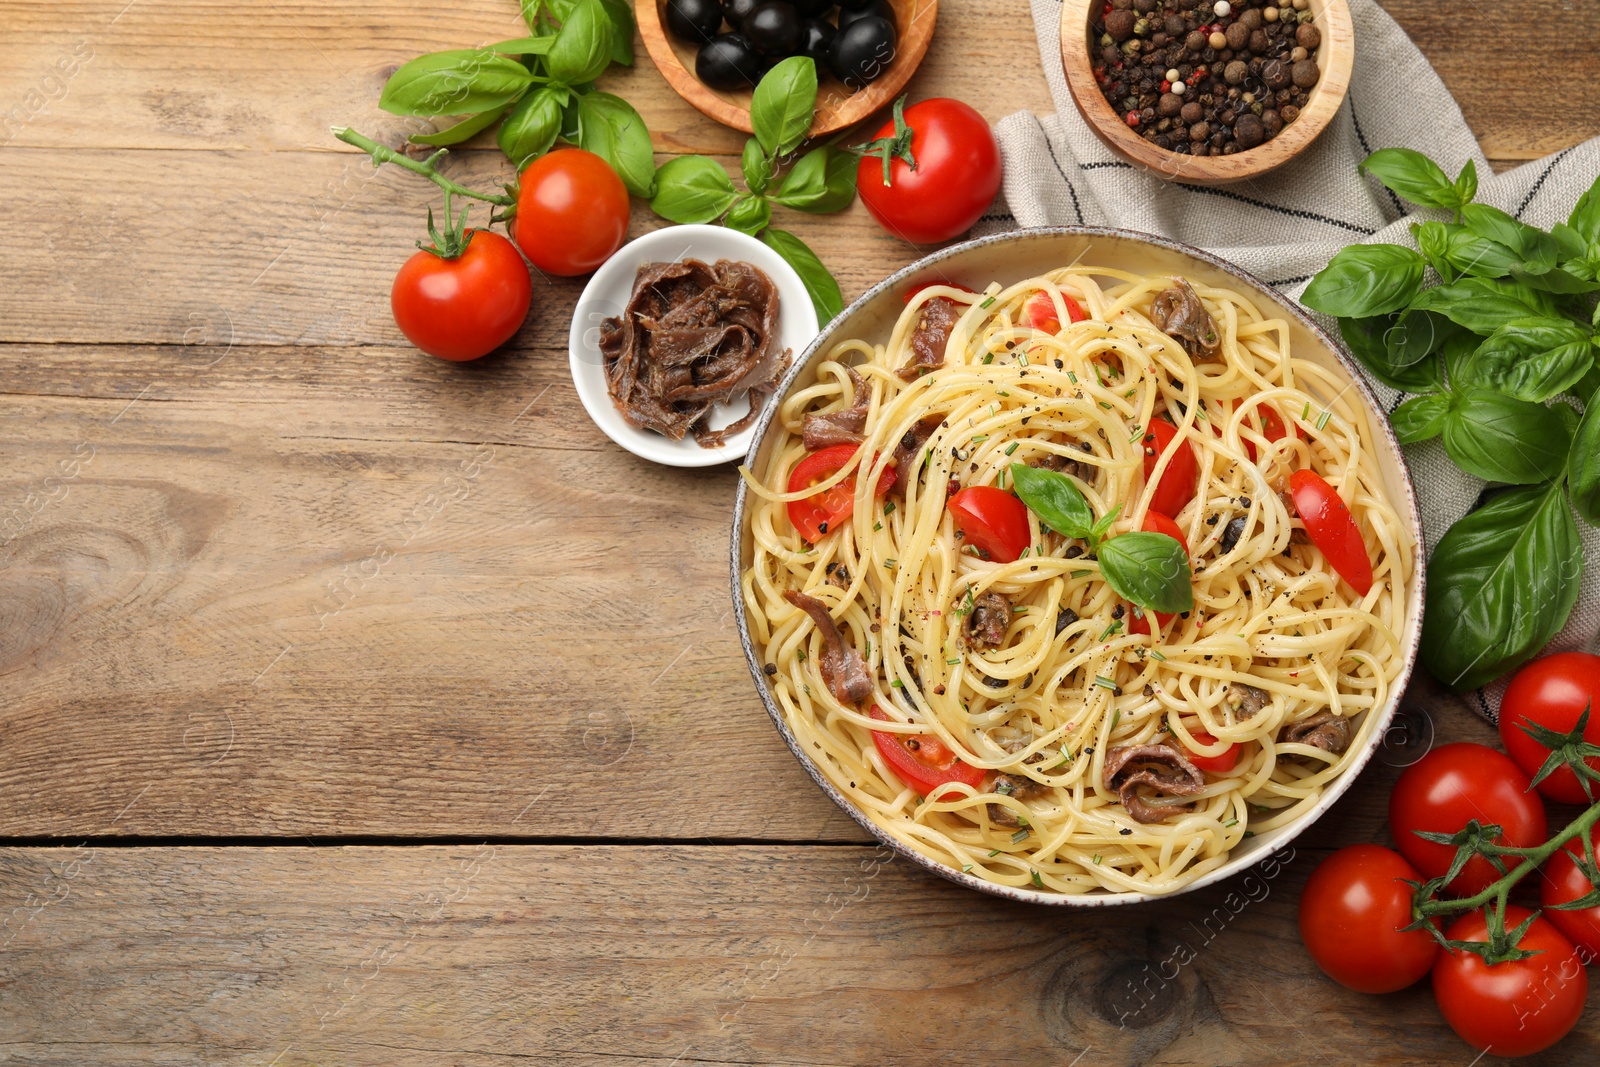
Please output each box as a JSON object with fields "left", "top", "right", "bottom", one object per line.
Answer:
{"left": 732, "top": 227, "right": 1424, "bottom": 904}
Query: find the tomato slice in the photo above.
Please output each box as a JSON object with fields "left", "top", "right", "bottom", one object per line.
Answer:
{"left": 1288, "top": 468, "right": 1374, "bottom": 596}
{"left": 947, "top": 485, "right": 1031, "bottom": 563}
{"left": 1185, "top": 731, "right": 1241, "bottom": 772}
{"left": 904, "top": 280, "right": 975, "bottom": 304}
{"left": 869, "top": 706, "right": 985, "bottom": 797}
{"left": 1021, "top": 292, "right": 1088, "bottom": 334}
{"left": 786, "top": 444, "right": 895, "bottom": 543}
{"left": 1226, "top": 399, "right": 1297, "bottom": 462}
{"left": 1141, "top": 418, "right": 1199, "bottom": 518}
{"left": 1127, "top": 510, "right": 1187, "bottom": 635}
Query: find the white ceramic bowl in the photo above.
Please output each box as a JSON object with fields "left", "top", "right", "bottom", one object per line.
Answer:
{"left": 568, "top": 224, "right": 821, "bottom": 467}
{"left": 731, "top": 227, "right": 1427, "bottom": 906}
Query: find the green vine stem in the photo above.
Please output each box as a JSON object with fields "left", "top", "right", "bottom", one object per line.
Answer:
{"left": 331, "top": 126, "right": 515, "bottom": 208}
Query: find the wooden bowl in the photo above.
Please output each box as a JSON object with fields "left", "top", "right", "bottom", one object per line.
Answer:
{"left": 638, "top": 0, "right": 939, "bottom": 139}
{"left": 1060, "top": 0, "right": 1353, "bottom": 185}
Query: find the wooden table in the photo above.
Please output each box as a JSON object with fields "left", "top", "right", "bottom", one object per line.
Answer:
{"left": 1, "top": 2, "right": 1596, "bottom": 1063}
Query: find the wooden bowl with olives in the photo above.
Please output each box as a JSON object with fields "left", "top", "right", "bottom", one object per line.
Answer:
{"left": 1059, "top": 0, "right": 1353, "bottom": 185}
{"left": 638, "top": 0, "right": 938, "bottom": 138}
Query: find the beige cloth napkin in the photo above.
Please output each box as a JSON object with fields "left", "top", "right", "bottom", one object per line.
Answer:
{"left": 983, "top": 0, "right": 1600, "bottom": 720}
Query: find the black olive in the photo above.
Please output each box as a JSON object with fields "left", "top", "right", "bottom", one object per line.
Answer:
{"left": 790, "top": 0, "right": 835, "bottom": 15}
{"left": 829, "top": 14, "right": 896, "bottom": 88}
{"left": 696, "top": 34, "right": 765, "bottom": 90}
{"left": 836, "top": 0, "right": 892, "bottom": 29}
{"left": 723, "top": 0, "right": 761, "bottom": 29}
{"left": 665, "top": 0, "right": 725, "bottom": 43}
{"left": 1220, "top": 515, "right": 1248, "bottom": 553}
{"left": 742, "top": 2, "right": 801, "bottom": 57}
{"left": 798, "top": 17, "right": 836, "bottom": 67}
{"left": 836, "top": 0, "right": 876, "bottom": 9}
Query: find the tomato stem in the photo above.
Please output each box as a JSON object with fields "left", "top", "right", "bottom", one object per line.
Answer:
{"left": 331, "top": 126, "right": 516, "bottom": 208}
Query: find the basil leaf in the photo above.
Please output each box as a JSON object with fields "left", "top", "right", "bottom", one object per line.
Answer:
{"left": 1442, "top": 226, "right": 1520, "bottom": 279}
{"left": 1511, "top": 265, "right": 1600, "bottom": 295}
{"left": 1339, "top": 314, "right": 1444, "bottom": 393}
{"left": 1570, "top": 385, "right": 1600, "bottom": 527}
{"left": 597, "top": 0, "right": 635, "bottom": 65}
{"left": 1421, "top": 482, "right": 1582, "bottom": 690}
{"left": 1552, "top": 222, "right": 1590, "bottom": 264}
{"left": 1460, "top": 203, "right": 1559, "bottom": 274}
{"left": 724, "top": 194, "right": 772, "bottom": 236}
{"left": 1099, "top": 533, "right": 1194, "bottom": 615}
{"left": 379, "top": 50, "right": 536, "bottom": 117}
{"left": 1453, "top": 319, "right": 1596, "bottom": 402}
{"left": 1385, "top": 309, "right": 1454, "bottom": 368}
{"left": 1579, "top": 365, "right": 1600, "bottom": 405}
{"left": 1570, "top": 172, "right": 1600, "bottom": 247}
{"left": 1412, "top": 221, "right": 1455, "bottom": 281}
{"left": 750, "top": 56, "right": 817, "bottom": 156}
{"left": 771, "top": 145, "right": 857, "bottom": 213}
{"left": 763, "top": 228, "right": 843, "bottom": 322}
{"left": 573, "top": 91, "right": 656, "bottom": 197}
{"left": 1454, "top": 160, "right": 1478, "bottom": 207}
{"left": 409, "top": 107, "right": 505, "bottom": 147}
{"left": 649, "top": 155, "right": 737, "bottom": 223}
{"left": 1303, "top": 244, "right": 1424, "bottom": 318}
{"left": 497, "top": 88, "right": 563, "bottom": 166}
{"left": 546, "top": 0, "right": 613, "bottom": 86}
{"left": 1441, "top": 389, "right": 1573, "bottom": 484}
{"left": 1360, "top": 148, "right": 1461, "bottom": 209}
{"left": 521, "top": 0, "right": 545, "bottom": 32}
{"left": 1391, "top": 394, "right": 1450, "bottom": 444}
{"left": 1008, "top": 462, "right": 1094, "bottom": 539}
{"left": 1412, "top": 277, "right": 1556, "bottom": 333}
{"left": 488, "top": 35, "right": 557, "bottom": 55}
{"left": 742, "top": 139, "right": 773, "bottom": 196}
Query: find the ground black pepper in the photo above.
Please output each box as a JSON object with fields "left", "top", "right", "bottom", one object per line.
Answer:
{"left": 1090, "top": 0, "right": 1321, "bottom": 156}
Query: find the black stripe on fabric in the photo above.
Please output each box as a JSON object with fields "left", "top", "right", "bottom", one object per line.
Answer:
{"left": 1515, "top": 146, "right": 1573, "bottom": 220}
{"left": 1266, "top": 274, "right": 1313, "bottom": 288}
{"left": 1081, "top": 161, "right": 1132, "bottom": 170}
{"left": 980, "top": 211, "right": 1016, "bottom": 222}
{"left": 1033, "top": 114, "right": 1086, "bottom": 226}
{"left": 1349, "top": 104, "right": 1405, "bottom": 216}
{"left": 1388, "top": 392, "right": 1408, "bottom": 415}
{"left": 1476, "top": 689, "right": 1495, "bottom": 724}
{"left": 1075, "top": 158, "right": 1375, "bottom": 234}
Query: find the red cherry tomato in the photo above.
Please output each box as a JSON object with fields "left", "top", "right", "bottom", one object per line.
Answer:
{"left": 1021, "top": 291, "right": 1089, "bottom": 335}
{"left": 390, "top": 229, "right": 531, "bottom": 362}
{"left": 1387, "top": 743, "right": 1548, "bottom": 896}
{"left": 947, "top": 486, "right": 1030, "bottom": 563}
{"left": 856, "top": 98, "right": 1003, "bottom": 245}
{"left": 868, "top": 706, "right": 985, "bottom": 797}
{"left": 1140, "top": 419, "right": 1199, "bottom": 519}
{"left": 1298, "top": 844, "right": 1439, "bottom": 994}
{"left": 1433, "top": 906, "right": 1587, "bottom": 1058}
{"left": 1498, "top": 651, "right": 1600, "bottom": 805}
{"left": 786, "top": 444, "right": 895, "bottom": 542}
{"left": 1127, "top": 510, "right": 1187, "bottom": 636}
{"left": 512, "top": 148, "right": 628, "bottom": 276}
{"left": 1288, "top": 468, "right": 1374, "bottom": 596}
{"left": 1227, "top": 399, "right": 1297, "bottom": 462}
{"left": 903, "top": 280, "right": 975, "bottom": 304}
{"left": 1183, "top": 732, "right": 1240, "bottom": 772}
{"left": 1541, "top": 827, "right": 1600, "bottom": 960}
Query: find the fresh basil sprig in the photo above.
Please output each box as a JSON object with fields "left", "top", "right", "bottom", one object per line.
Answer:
{"left": 648, "top": 57, "right": 856, "bottom": 322}
{"left": 1306, "top": 148, "right": 1600, "bottom": 690}
{"left": 1008, "top": 463, "right": 1191, "bottom": 615}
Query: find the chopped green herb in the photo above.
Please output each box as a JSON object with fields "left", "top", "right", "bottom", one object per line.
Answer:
{"left": 1301, "top": 401, "right": 1311, "bottom": 421}
{"left": 1223, "top": 818, "right": 1239, "bottom": 828}
{"left": 1098, "top": 401, "right": 1112, "bottom": 410}
{"left": 1109, "top": 710, "right": 1120, "bottom": 731}
{"left": 1005, "top": 442, "right": 1020, "bottom": 456}
{"left": 1194, "top": 405, "right": 1207, "bottom": 421}
{"left": 1011, "top": 827, "right": 1030, "bottom": 843}
{"left": 996, "top": 390, "right": 1010, "bottom": 397}
{"left": 884, "top": 558, "right": 896, "bottom": 569}
{"left": 1019, "top": 546, "right": 1031, "bottom": 559}
{"left": 1150, "top": 650, "right": 1167, "bottom": 662}
{"left": 982, "top": 352, "right": 994, "bottom": 365}
{"left": 890, "top": 679, "right": 904, "bottom": 689}
{"left": 1316, "top": 409, "right": 1332, "bottom": 430}
{"left": 971, "top": 435, "right": 989, "bottom": 444}
{"left": 884, "top": 501, "right": 896, "bottom": 515}
{"left": 1031, "top": 869, "right": 1044, "bottom": 888}
{"left": 962, "top": 863, "right": 975, "bottom": 873}
{"left": 1243, "top": 830, "right": 1256, "bottom": 838}
{"left": 1067, "top": 371, "right": 1079, "bottom": 383}
{"left": 1011, "top": 604, "right": 1028, "bottom": 613}
{"left": 1093, "top": 675, "right": 1118, "bottom": 690}
{"left": 796, "top": 649, "right": 807, "bottom": 662}
{"left": 979, "top": 296, "right": 996, "bottom": 309}
{"left": 1092, "top": 854, "right": 1102, "bottom": 865}
{"left": 946, "top": 657, "right": 960, "bottom": 665}
{"left": 1071, "top": 569, "right": 1090, "bottom": 579}
{"left": 873, "top": 522, "right": 883, "bottom": 532}
{"left": 988, "top": 848, "right": 1001, "bottom": 857}
{"left": 1097, "top": 619, "right": 1124, "bottom": 641}
{"left": 998, "top": 469, "right": 1007, "bottom": 490}
{"left": 1018, "top": 353, "right": 1030, "bottom": 367}
{"left": 1130, "top": 428, "right": 1144, "bottom": 443}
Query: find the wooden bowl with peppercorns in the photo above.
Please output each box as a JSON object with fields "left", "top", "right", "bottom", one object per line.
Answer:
{"left": 1060, "top": 0, "right": 1353, "bottom": 185}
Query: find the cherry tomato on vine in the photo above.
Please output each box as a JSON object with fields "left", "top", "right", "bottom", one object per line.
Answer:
{"left": 1433, "top": 906, "right": 1587, "bottom": 1058}
{"left": 1298, "top": 844, "right": 1439, "bottom": 994}
{"left": 390, "top": 229, "right": 531, "bottom": 362}
{"left": 1499, "top": 651, "right": 1600, "bottom": 804}
{"left": 1140, "top": 419, "right": 1199, "bottom": 519}
{"left": 512, "top": 148, "right": 629, "bottom": 276}
{"left": 1387, "top": 743, "right": 1547, "bottom": 896}
{"left": 1288, "top": 468, "right": 1374, "bottom": 596}
{"left": 947, "top": 486, "right": 1030, "bottom": 563}
{"left": 856, "top": 98, "right": 1003, "bottom": 245}
{"left": 1541, "top": 828, "right": 1600, "bottom": 960}
{"left": 786, "top": 444, "right": 894, "bottom": 542}
{"left": 868, "top": 705, "right": 984, "bottom": 797}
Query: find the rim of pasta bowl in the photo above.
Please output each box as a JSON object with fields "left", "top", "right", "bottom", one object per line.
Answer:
{"left": 730, "top": 226, "right": 1426, "bottom": 906}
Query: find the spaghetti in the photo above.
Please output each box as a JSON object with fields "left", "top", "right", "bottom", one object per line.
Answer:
{"left": 741, "top": 266, "right": 1412, "bottom": 895}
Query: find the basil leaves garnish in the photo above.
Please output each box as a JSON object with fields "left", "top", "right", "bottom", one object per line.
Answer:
{"left": 1009, "top": 462, "right": 1095, "bottom": 538}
